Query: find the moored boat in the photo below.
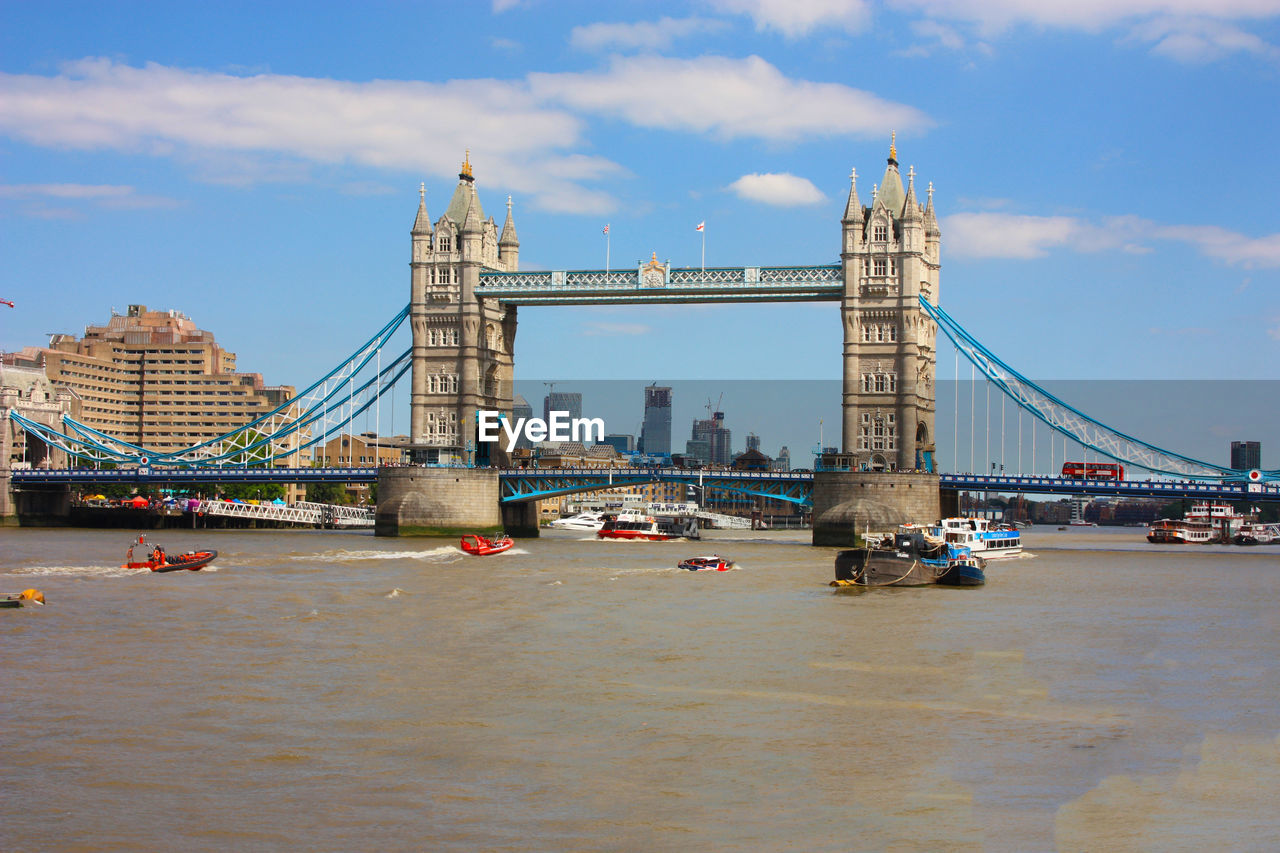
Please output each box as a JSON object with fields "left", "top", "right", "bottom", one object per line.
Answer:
{"left": 832, "top": 527, "right": 985, "bottom": 587}
{"left": 459, "top": 533, "right": 514, "bottom": 556}
{"left": 123, "top": 535, "right": 217, "bottom": 572}
{"left": 678, "top": 555, "right": 733, "bottom": 572}
{"left": 928, "top": 517, "right": 1022, "bottom": 558}
{"left": 597, "top": 511, "right": 699, "bottom": 541}
{"left": 1146, "top": 518, "right": 1213, "bottom": 544}
{"left": 549, "top": 511, "right": 609, "bottom": 531}
{"left": 1233, "top": 522, "right": 1280, "bottom": 545}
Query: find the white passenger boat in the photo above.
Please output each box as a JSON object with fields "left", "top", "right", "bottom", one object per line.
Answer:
{"left": 1147, "top": 518, "right": 1214, "bottom": 544}
{"left": 928, "top": 517, "right": 1022, "bottom": 558}
{"left": 597, "top": 511, "right": 699, "bottom": 541}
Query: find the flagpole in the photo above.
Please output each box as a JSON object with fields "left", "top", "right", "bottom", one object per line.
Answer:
{"left": 701, "top": 229, "right": 705, "bottom": 273}
{"left": 604, "top": 224, "right": 610, "bottom": 273}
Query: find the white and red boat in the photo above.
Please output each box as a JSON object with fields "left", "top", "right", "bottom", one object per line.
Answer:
{"left": 1146, "top": 518, "right": 1214, "bottom": 544}
{"left": 597, "top": 512, "right": 699, "bottom": 541}
{"left": 460, "top": 533, "right": 514, "bottom": 556}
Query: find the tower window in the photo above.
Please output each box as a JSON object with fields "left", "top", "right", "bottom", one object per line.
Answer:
{"left": 874, "top": 258, "right": 887, "bottom": 277}
{"left": 874, "top": 223, "right": 888, "bottom": 242}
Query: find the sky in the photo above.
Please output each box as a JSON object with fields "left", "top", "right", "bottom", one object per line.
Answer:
{"left": 2, "top": 0, "right": 1279, "bottom": 458}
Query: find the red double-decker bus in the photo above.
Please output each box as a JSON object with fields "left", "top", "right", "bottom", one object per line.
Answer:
{"left": 1061, "top": 461, "right": 1125, "bottom": 481}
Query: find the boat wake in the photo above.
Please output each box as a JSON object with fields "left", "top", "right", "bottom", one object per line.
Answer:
{"left": 302, "top": 547, "right": 464, "bottom": 564}
{"left": 385, "top": 588, "right": 408, "bottom": 599}
{"left": 4, "top": 564, "right": 148, "bottom": 579}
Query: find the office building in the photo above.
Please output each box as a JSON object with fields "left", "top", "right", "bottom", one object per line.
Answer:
{"left": 543, "top": 391, "right": 582, "bottom": 423}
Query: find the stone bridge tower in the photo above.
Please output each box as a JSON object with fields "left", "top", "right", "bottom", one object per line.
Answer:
{"left": 408, "top": 154, "right": 520, "bottom": 464}
{"left": 839, "top": 136, "right": 939, "bottom": 472}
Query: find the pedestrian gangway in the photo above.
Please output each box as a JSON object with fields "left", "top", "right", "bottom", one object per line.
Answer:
{"left": 198, "top": 499, "right": 375, "bottom": 528}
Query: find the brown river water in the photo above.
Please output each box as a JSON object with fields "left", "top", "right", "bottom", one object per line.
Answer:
{"left": 3, "top": 525, "right": 1279, "bottom": 851}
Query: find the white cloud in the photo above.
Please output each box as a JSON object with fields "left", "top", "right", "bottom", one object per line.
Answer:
{"left": 0, "top": 182, "right": 177, "bottom": 210}
{"left": 0, "top": 57, "right": 929, "bottom": 213}
{"left": 894, "top": 0, "right": 1280, "bottom": 61}
{"left": 727, "top": 172, "right": 826, "bottom": 206}
{"left": 708, "top": 0, "right": 872, "bottom": 37}
{"left": 943, "top": 210, "right": 1280, "bottom": 267}
{"left": 570, "top": 17, "right": 726, "bottom": 52}
{"left": 529, "top": 55, "right": 931, "bottom": 141}
{"left": 583, "top": 322, "right": 651, "bottom": 336}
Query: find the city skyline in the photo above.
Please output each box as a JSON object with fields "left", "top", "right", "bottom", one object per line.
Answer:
{"left": 2, "top": 1, "right": 1279, "bottom": 414}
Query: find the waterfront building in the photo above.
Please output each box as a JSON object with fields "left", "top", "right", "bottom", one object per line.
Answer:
{"left": 314, "top": 432, "right": 410, "bottom": 467}
{"left": 638, "top": 384, "right": 672, "bottom": 456}
{"left": 28, "top": 304, "right": 298, "bottom": 459}
{"left": 1231, "top": 440, "right": 1261, "bottom": 470}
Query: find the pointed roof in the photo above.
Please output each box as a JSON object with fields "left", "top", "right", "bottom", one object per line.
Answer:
{"left": 842, "top": 167, "right": 863, "bottom": 224}
{"left": 877, "top": 134, "right": 905, "bottom": 218}
{"left": 500, "top": 195, "right": 519, "bottom": 246}
{"left": 902, "top": 165, "right": 922, "bottom": 223}
{"left": 443, "top": 151, "right": 485, "bottom": 229}
{"left": 411, "top": 182, "right": 432, "bottom": 235}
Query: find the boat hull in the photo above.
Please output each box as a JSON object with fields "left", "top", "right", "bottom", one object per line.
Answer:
{"left": 459, "top": 535, "right": 514, "bottom": 556}
{"left": 834, "top": 549, "right": 984, "bottom": 587}
{"left": 143, "top": 550, "right": 217, "bottom": 572}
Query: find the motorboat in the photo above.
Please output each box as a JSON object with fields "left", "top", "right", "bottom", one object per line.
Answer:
{"left": 549, "top": 511, "right": 609, "bottom": 531}
{"left": 678, "top": 555, "right": 733, "bottom": 572}
{"left": 123, "top": 534, "right": 217, "bottom": 572}
{"left": 460, "top": 533, "right": 514, "bottom": 556}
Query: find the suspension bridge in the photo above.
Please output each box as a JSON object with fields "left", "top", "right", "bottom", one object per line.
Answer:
{"left": 4, "top": 148, "right": 1275, "bottom": 540}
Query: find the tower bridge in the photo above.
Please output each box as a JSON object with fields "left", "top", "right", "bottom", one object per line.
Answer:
{"left": 7, "top": 141, "right": 1276, "bottom": 539}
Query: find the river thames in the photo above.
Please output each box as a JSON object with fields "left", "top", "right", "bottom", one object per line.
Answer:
{"left": 3, "top": 525, "right": 1279, "bottom": 851}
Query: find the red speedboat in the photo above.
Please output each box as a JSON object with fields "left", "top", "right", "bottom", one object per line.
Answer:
{"left": 460, "top": 534, "right": 514, "bottom": 556}
{"left": 678, "top": 555, "right": 734, "bottom": 572}
{"left": 123, "top": 534, "right": 218, "bottom": 573}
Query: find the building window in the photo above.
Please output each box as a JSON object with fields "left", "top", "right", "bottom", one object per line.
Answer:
{"left": 438, "top": 236, "right": 451, "bottom": 253}
{"left": 873, "top": 258, "right": 887, "bottom": 276}
{"left": 874, "top": 223, "right": 888, "bottom": 242}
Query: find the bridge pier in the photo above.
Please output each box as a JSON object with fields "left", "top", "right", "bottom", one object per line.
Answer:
{"left": 375, "top": 466, "right": 507, "bottom": 537}
{"left": 811, "top": 471, "right": 940, "bottom": 546}
{"left": 500, "top": 501, "right": 540, "bottom": 538}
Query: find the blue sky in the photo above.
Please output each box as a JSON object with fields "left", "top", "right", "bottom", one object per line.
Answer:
{"left": 3, "top": 0, "right": 1279, "bottom": 447}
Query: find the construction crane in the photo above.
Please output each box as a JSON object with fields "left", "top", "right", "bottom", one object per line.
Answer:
{"left": 705, "top": 393, "right": 723, "bottom": 418}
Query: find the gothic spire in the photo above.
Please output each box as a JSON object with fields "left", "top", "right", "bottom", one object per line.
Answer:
{"left": 902, "top": 165, "right": 922, "bottom": 223}
{"left": 411, "top": 182, "right": 432, "bottom": 235}
{"left": 842, "top": 167, "right": 864, "bottom": 224}
{"left": 876, "top": 133, "right": 906, "bottom": 217}
{"left": 499, "top": 195, "right": 519, "bottom": 247}
{"left": 924, "top": 181, "right": 940, "bottom": 237}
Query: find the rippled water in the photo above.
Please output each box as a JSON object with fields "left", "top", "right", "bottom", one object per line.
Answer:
{"left": 3, "top": 525, "right": 1279, "bottom": 851}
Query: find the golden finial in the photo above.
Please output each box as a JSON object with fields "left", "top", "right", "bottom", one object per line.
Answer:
{"left": 889, "top": 131, "right": 897, "bottom": 162}
{"left": 461, "top": 149, "right": 473, "bottom": 179}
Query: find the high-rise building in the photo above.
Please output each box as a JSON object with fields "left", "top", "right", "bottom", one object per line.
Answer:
{"left": 1231, "top": 440, "right": 1261, "bottom": 470}
{"left": 775, "top": 446, "right": 791, "bottom": 471}
{"left": 689, "top": 410, "right": 732, "bottom": 466}
{"left": 745, "top": 433, "right": 761, "bottom": 453}
{"left": 36, "top": 304, "right": 297, "bottom": 458}
{"left": 543, "top": 391, "right": 582, "bottom": 423}
{"left": 639, "top": 384, "right": 671, "bottom": 456}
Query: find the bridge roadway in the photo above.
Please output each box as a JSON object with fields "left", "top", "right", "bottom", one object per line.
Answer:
{"left": 12, "top": 467, "right": 1280, "bottom": 504}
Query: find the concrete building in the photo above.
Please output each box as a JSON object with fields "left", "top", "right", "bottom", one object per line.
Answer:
{"left": 688, "top": 410, "right": 732, "bottom": 467}
{"left": 408, "top": 155, "right": 519, "bottom": 464}
{"left": 543, "top": 391, "right": 582, "bottom": 423}
{"left": 26, "top": 304, "right": 297, "bottom": 459}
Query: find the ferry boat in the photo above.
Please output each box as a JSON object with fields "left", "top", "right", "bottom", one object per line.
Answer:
{"left": 1146, "top": 518, "right": 1214, "bottom": 544}
{"left": 1148, "top": 502, "right": 1253, "bottom": 544}
{"left": 832, "top": 527, "right": 985, "bottom": 587}
{"left": 597, "top": 511, "right": 699, "bottom": 541}
{"left": 928, "top": 517, "right": 1022, "bottom": 558}
{"left": 1234, "top": 522, "right": 1280, "bottom": 546}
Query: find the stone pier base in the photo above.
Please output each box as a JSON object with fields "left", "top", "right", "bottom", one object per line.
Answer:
{"left": 376, "top": 467, "right": 504, "bottom": 537}
{"left": 500, "top": 501, "right": 540, "bottom": 538}
{"left": 811, "top": 471, "right": 941, "bottom": 547}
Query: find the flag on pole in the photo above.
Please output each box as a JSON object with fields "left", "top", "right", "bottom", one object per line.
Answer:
{"left": 603, "top": 224, "right": 609, "bottom": 235}
{"left": 695, "top": 221, "right": 704, "bottom": 232}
